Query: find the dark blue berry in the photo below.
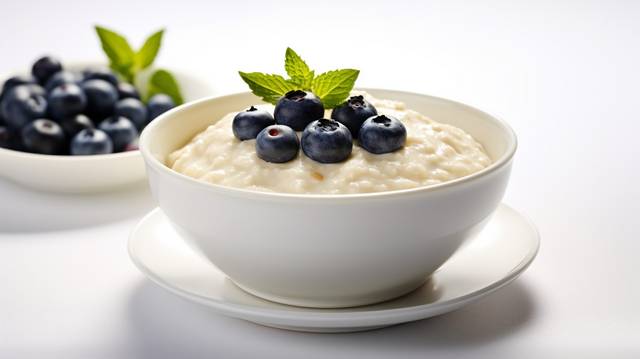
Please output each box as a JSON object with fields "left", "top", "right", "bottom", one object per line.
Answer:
{"left": 21, "top": 119, "right": 66, "bottom": 155}
{"left": 147, "top": 94, "right": 175, "bottom": 121}
{"left": 359, "top": 115, "right": 407, "bottom": 154}
{"left": 301, "top": 119, "right": 352, "bottom": 163}
{"left": 3, "top": 83, "right": 45, "bottom": 100}
{"left": 44, "top": 71, "right": 79, "bottom": 92}
{"left": 81, "top": 79, "right": 118, "bottom": 121}
{"left": 232, "top": 106, "right": 275, "bottom": 140}
{"left": 274, "top": 90, "right": 324, "bottom": 131}
{"left": 0, "top": 126, "right": 10, "bottom": 148}
{"left": 60, "top": 114, "right": 94, "bottom": 138}
{"left": 98, "top": 116, "right": 138, "bottom": 152}
{"left": 70, "top": 128, "right": 113, "bottom": 155}
{"left": 1, "top": 75, "right": 37, "bottom": 100}
{"left": 0, "top": 85, "right": 47, "bottom": 131}
{"left": 255, "top": 125, "right": 299, "bottom": 163}
{"left": 0, "top": 124, "right": 24, "bottom": 151}
{"left": 31, "top": 56, "right": 63, "bottom": 85}
{"left": 25, "top": 84, "right": 46, "bottom": 97}
{"left": 123, "top": 142, "right": 139, "bottom": 152}
{"left": 47, "top": 83, "right": 87, "bottom": 121}
{"left": 114, "top": 98, "right": 148, "bottom": 130}
{"left": 82, "top": 67, "right": 119, "bottom": 88}
{"left": 116, "top": 82, "right": 140, "bottom": 100}
{"left": 330, "top": 95, "right": 377, "bottom": 138}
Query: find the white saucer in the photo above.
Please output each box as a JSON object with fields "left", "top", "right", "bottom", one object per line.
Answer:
{"left": 128, "top": 204, "right": 539, "bottom": 333}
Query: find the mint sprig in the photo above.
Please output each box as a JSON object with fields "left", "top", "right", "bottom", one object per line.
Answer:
{"left": 239, "top": 47, "right": 359, "bottom": 108}
{"left": 94, "top": 25, "right": 183, "bottom": 105}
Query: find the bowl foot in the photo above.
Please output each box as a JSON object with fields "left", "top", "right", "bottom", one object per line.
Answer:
{"left": 230, "top": 277, "right": 428, "bottom": 309}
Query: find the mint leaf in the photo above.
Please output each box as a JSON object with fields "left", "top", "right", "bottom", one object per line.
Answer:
{"left": 284, "top": 47, "right": 313, "bottom": 88}
{"left": 95, "top": 26, "right": 135, "bottom": 80}
{"left": 311, "top": 69, "right": 360, "bottom": 108}
{"left": 135, "top": 29, "right": 164, "bottom": 71}
{"left": 239, "top": 71, "right": 298, "bottom": 104}
{"left": 147, "top": 69, "right": 184, "bottom": 105}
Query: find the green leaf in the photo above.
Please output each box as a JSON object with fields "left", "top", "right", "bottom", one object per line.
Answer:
{"left": 135, "top": 29, "right": 164, "bottom": 71}
{"left": 311, "top": 69, "right": 360, "bottom": 108}
{"left": 284, "top": 47, "right": 314, "bottom": 88}
{"left": 239, "top": 71, "right": 298, "bottom": 104}
{"left": 108, "top": 63, "right": 133, "bottom": 83}
{"left": 147, "top": 69, "right": 184, "bottom": 105}
{"left": 94, "top": 25, "right": 135, "bottom": 70}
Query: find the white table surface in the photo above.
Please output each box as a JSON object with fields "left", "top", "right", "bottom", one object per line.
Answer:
{"left": 1, "top": 1, "right": 639, "bottom": 357}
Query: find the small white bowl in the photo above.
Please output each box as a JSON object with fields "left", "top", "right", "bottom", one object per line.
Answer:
{"left": 140, "top": 89, "right": 517, "bottom": 308}
{"left": 0, "top": 62, "right": 215, "bottom": 193}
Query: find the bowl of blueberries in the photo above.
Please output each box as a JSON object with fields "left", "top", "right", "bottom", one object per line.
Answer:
{"left": 0, "top": 56, "right": 213, "bottom": 193}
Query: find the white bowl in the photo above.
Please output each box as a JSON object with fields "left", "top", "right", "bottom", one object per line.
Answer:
{"left": 140, "top": 89, "right": 517, "bottom": 308}
{"left": 0, "top": 62, "right": 215, "bottom": 193}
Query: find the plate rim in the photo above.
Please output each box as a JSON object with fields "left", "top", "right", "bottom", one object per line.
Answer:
{"left": 128, "top": 203, "right": 540, "bottom": 327}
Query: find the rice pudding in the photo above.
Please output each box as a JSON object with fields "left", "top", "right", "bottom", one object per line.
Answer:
{"left": 167, "top": 92, "right": 491, "bottom": 194}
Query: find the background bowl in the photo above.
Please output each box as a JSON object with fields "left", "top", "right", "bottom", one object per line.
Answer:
{"left": 140, "top": 89, "right": 517, "bottom": 308}
{"left": 0, "top": 61, "right": 215, "bottom": 193}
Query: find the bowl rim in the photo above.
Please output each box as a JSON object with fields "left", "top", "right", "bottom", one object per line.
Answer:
{"left": 140, "top": 88, "right": 518, "bottom": 200}
{"left": 0, "top": 145, "right": 140, "bottom": 161}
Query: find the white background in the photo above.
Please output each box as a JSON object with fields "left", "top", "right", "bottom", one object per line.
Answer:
{"left": 1, "top": 0, "right": 639, "bottom": 357}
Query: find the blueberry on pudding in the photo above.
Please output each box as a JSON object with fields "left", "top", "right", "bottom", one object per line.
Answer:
{"left": 274, "top": 90, "right": 324, "bottom": 131}
{"left": 301, "top": 119, "right": 352, "bottom": 163}
{"left": 233, "top": 106, "right": 275, "bottom": 140}
{"left": 255, "top": 125, "right": 299, "bottom": 163}
{"left": 331, "top": 95, "right": 377, "bottom": 138}
{"left": 359, "top": 115, "right": 407, "bottom": 154}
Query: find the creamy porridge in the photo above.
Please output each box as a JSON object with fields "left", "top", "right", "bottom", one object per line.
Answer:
{"left": 167, "top": 93, "right": 491, "bottom": 194}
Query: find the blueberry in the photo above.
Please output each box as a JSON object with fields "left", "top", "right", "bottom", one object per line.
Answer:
{"left": 47, "top": 83, "right": 87, "bottom": 121}
{"left": 255, "top": 125, "right": 299, "bottom": 163}
{"left": 359, "top": 115, "right": 407, "bottom": 154}
{"left": 274, "top": 90, "right": 324, "bottom": 131}
{"left": 301, "top": 119, "right": 352, "bottom": 163}
{"left": 0, "top": 124, "right": 24, "bottom": 151}
{"left": 232, "top": 106, "right": 275, "bottom": 140}
{"left": 0, "top": 85, "right": 47, "bottom": 131}
{"left": 116, "top": 82, "right": 140, "bottom": 100}
{"left": 25, "top": 84, "right": 46, "bottom": 97}
{"left": 330, "top": 95, "right": 377, "bottom": 138}
{"left": 59, "top": 114, "right": 94, "bottom": 138}
{"left": 44, "top": 71, "right": 79, "bottom": 92}
{"left": 81, "top": 79, "right": 118, "bottom": 121}
{"left": 0, "top": 126, "right": 10, "bottom": 148}
{"left": 31, "top": 56, "right": 63, "bottom": 85}
{"left": 70, "top": 128, "right": 113, "bottom": 155}
{"left": 21, "top": 119, "right": 66, "bottom": 155}
{"left": 147, "top": 94, "right": 175, "bottom": 121}
{"left": 82, "top": 67, "right": 119, "bottom": 87}
{"left": 98, "top": 116, "right": 138, "bottom": 152}
{"left": 124, "top": 141, "right": 139, "bottom": 152}
{"left": 114, "top": 98, "right": 148, "bottom": 130}
{"left": 1, "top": 75, "right": 37, "bottom": 100}
{"left": 3, "top": 82, "right": 46, "bottom": 99}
